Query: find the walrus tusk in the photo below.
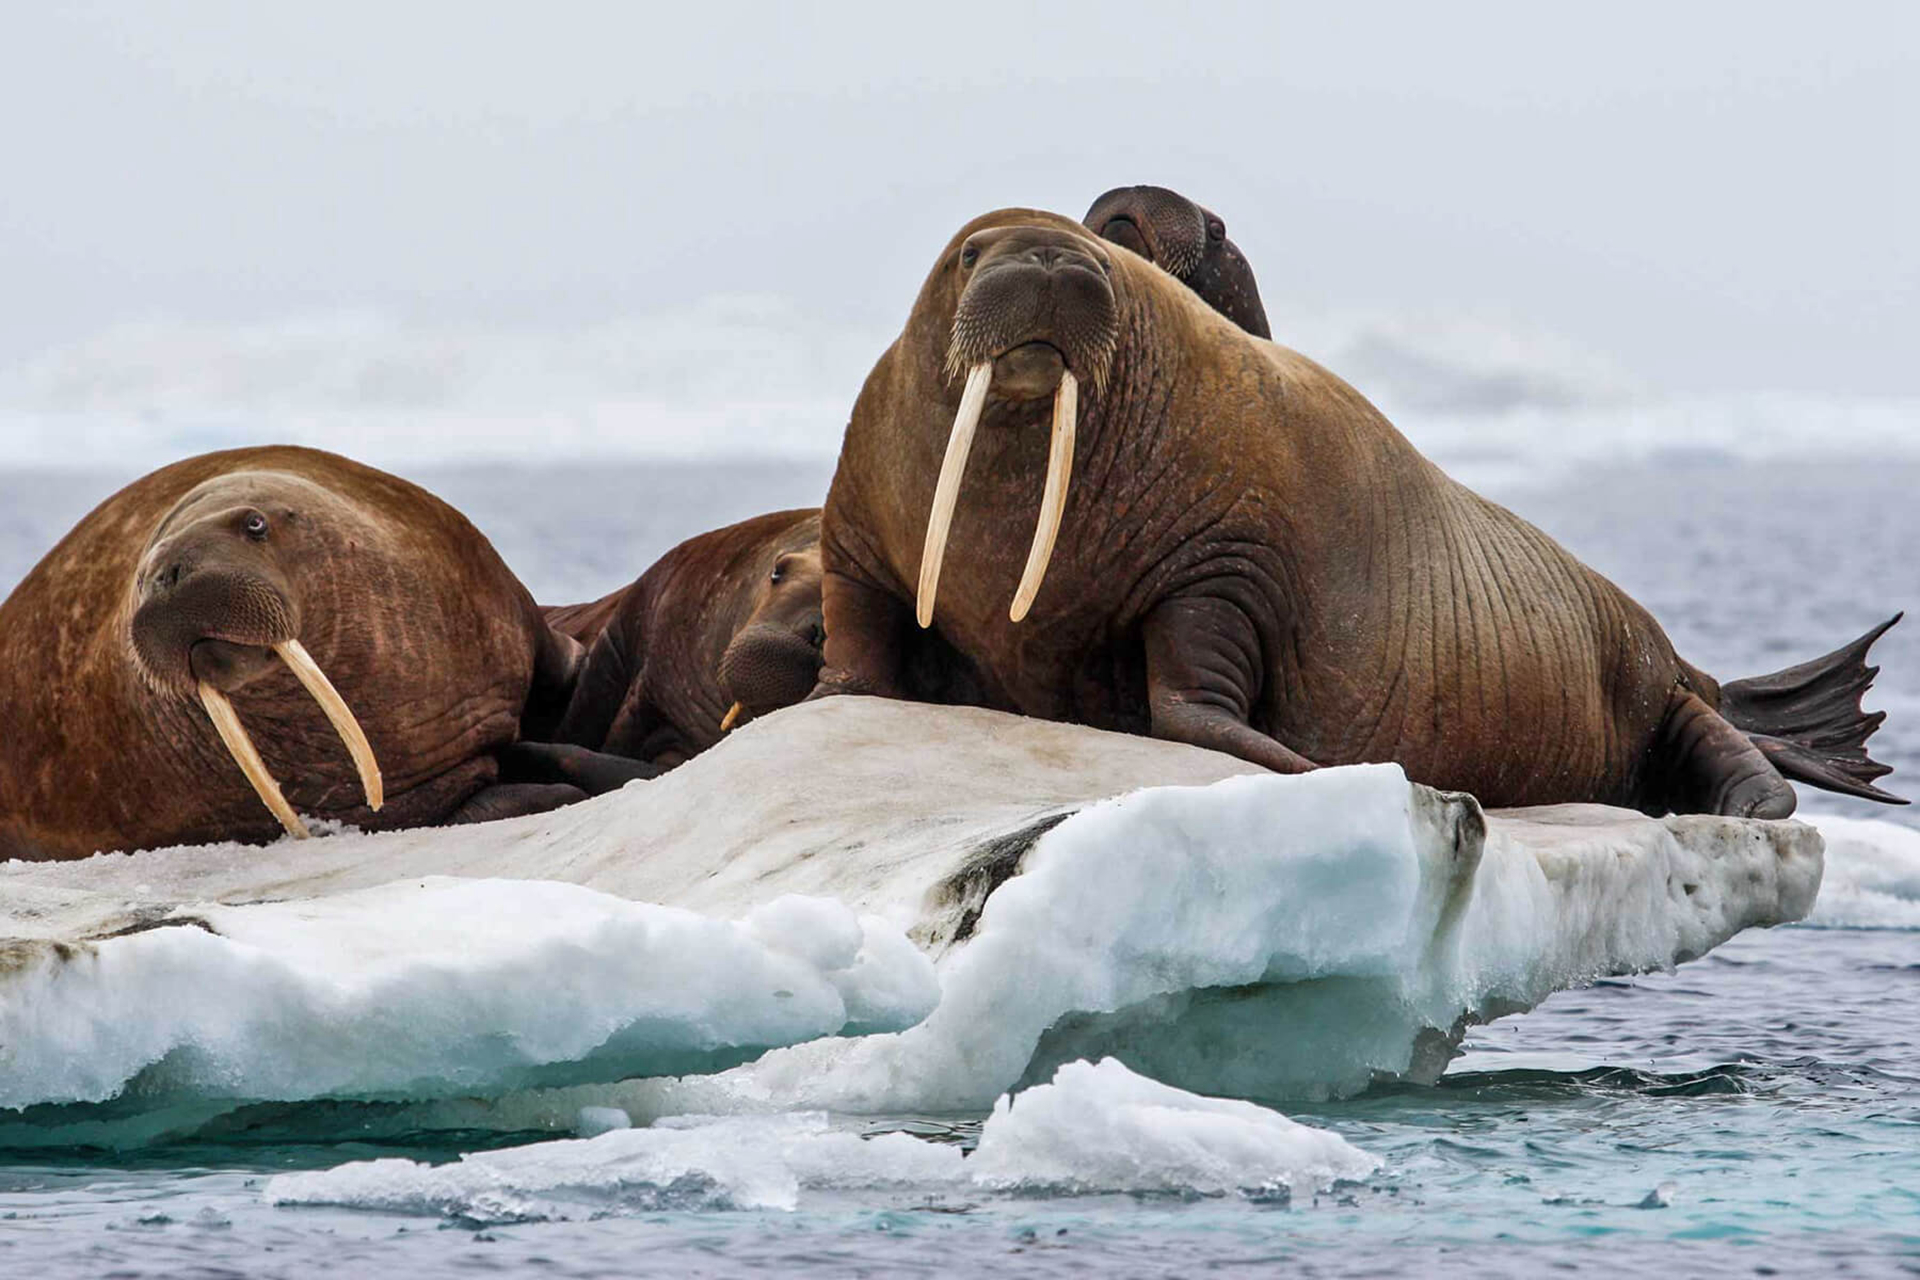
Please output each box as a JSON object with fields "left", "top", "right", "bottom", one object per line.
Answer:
{"left": 198, "top": 682, "right": 311, "bottom": 840}
{"left": 720, "top": 701, "right": 744, "bottom": 732}
{"left": 1009, "top": 370, "right": 1078, "bottom": 623}
{"left": 917, "top": 361, "right": 994, "bottom": 628}
{"left": 272, "top": 638, "right": 384, "bottom": 812}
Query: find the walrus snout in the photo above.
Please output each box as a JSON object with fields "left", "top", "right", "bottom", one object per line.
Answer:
{"left": 990, "top": 342, "right": 1068, "bottom": 401}
{"left": 129, "top": 559, "right": 382, "bottom": 839}
{"left": 718, "top": 620, "right": 826, "bottom": 728}
{"left": 946, "top": 227, "right": 1118, "bottom": 394}
{"left": 189, "top": 638, "right": 282, "bottom": 693}
{"left": 132, "top": 566, "right": 299, "bottom": 695}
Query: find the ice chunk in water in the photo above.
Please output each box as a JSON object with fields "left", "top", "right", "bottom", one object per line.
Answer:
{"left": 265, "top": 1058, "right": 1372, "bottom": 1218}
{"left": 1804, "top": 816, "right": 1920, "bottom": 929}
{"left": 969, "top": 1058, "right": 1378, "bottom": 1196}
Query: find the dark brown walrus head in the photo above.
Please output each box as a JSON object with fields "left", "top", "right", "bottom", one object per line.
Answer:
{"left": 1083, "top": 184, "right": 1271, "bottom": 338}
{"left": 717, "top": 541, "right": 826, "bottom": 725}
{"left": 127, "top": 471, "right": 389, "bottom": 832}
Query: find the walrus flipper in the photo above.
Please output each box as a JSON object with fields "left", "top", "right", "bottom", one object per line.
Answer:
{"left": 1718, "top": 614, "right": 1906, "bottom": 805}
{"left": 1657, "top": 689, "right": 1798, "bottom": 819}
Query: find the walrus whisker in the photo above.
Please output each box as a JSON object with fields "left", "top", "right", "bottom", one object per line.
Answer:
{"left": 197, "top": 682, "right": 311, "bottom": 840}
{"left": 721, "top": 701, "right": 744, "bottom": 732}
{"left": 1010, "top": 370, "right": 1077, "bottom": 623}
{"left": 272, "top": 639, "right": 384, "bottom": 812}
{"left": 917, "top": 361, "right": 994, "bottom": 628}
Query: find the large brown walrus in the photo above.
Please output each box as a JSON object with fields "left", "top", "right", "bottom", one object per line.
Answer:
{"left": 537, "top": 187, "right": 1276, "bottom": 764}
{"left": 0, "top": 446, "right": 650, "bottom": 861}
{"left": 545, "top": 509, "right": 825, "bottom": 766}
{"left": 813, "top": 207, "right": 1902, "bottom": 817}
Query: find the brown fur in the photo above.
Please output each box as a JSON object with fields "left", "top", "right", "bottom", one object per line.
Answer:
{"left": 547, "top": 509, "right": 824, "bottom": 767}
{"left": 0, "top": 447, "right": 580, "bottom": 859}
{"left": 816, "top": 209, "right": 1826, "bottom": 817}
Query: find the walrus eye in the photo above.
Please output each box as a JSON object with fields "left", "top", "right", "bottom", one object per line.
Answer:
{"left": 960, "top": 244, "right": 979, "bottom": 268}
{"left": 243, "top": 512, "right": 270, "bottom": 541}
{"left": 1207, "top": 218, "right": 1226, "bottom": 242}
{"left": 770, "top": 564, "right": 785, "bottom": 585}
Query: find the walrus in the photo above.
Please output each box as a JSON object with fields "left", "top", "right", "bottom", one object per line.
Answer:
{"left": 813, "top": 208, "right": 1902, "bottom": 817}
{"left": 0, "top": 446, "right": 651, "bottom": 861}
{"left": 1084, "top": 184, "right": 1270, "bottom": 338}
{"left": 546, "top": 509, "right": 825, "bottom": 766}
{"left": 530, "top": 184, "right": 1272, "bottom": 759}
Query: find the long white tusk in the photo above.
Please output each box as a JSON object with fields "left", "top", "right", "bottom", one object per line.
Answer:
{"left": 199, "top": 682, "right": 311, "bottom": 840}
{"left": 916, "top": 361, "right": 994, "bottom": 628}
{"left": 273, "top": 638, "right": 384, "bottom": 811}
{"left": 1009, "top": 370, "right": 1078, "bottom": 623}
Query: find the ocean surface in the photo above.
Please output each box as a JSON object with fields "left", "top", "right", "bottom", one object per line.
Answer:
{"left": 2, "top": 456, "right": 1917, "bottom": 1277}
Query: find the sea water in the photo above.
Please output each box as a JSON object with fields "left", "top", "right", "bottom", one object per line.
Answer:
{"left": 1, "top": 457, "right": 1916, "bottom": 1277}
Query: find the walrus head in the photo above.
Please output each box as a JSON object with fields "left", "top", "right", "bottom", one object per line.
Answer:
{"left": 922, "top": 219, "right": 1122, "bottom": 628}
{"left": 129, "top": 472, "right": 382, "bottom": 838}
{"left": 1083, "top": 185, "right": 1271, "bottom": 339}
{"left": 716, "top": 544, "right": 826, "bottom": 732}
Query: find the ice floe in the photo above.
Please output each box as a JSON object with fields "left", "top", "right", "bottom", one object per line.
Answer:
{"left": 0, "top": 878, "right": 935, "bottom": 1112}
{"left": 1802, "top": 816, "right": 1920, "bottom": 930}
{"left": 968, "top": 1058, "right": 1377, "bottom": 1196}
{"left": 0, "top": 699, "right": 1823, "bottom": 1145}
{"left": 263, "top": 1058, "right": 1373, "bottom": 1219}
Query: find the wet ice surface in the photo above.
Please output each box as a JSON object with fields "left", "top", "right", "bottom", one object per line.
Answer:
{"left": 2, "top": 457, "right": 1918, "bottom": 1277}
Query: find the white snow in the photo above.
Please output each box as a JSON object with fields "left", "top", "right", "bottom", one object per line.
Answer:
{"left": 1803, "top": 815, "right": 1920, "bottom": 929}
{"left": 968, "top": 1058, "right": 1377, "bottom": 1196}
{"left": 264, "top": 1058, "right": 1373, "bottom": 1219}
{"left": 0, "top": 699, "right": 1822, "bottom": 1145}
{"left": 0, "top": 879, "right": 936, "bottom": 1111}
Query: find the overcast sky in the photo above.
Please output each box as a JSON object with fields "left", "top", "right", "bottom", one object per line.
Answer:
{"left": 3, "top": 1, "right": 1916, "bottom": 396}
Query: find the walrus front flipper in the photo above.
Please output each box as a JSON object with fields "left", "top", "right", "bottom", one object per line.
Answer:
{"left": 1656, "top": 689, "right": 1798, "bottom": 819}
{"left": 1717, "top": 614, "right": 1905, "bottom": 805}
{"left": 498, "top": 741, "right": 663, "bottom": 795}
{"left": 444, "top": 782, "right": 587, "bottom": 826}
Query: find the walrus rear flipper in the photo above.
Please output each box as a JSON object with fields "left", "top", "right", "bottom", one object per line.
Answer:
{"left": 1718, "top": 613, "right": 1906, "bottom": 805}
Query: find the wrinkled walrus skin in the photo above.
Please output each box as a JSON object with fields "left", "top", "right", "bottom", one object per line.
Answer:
{"left": 545, "top": 509, "right": 824, "bottom": 767}
{"left": 814, "top": 208, "right": 1902, "bottom": 818}
{"left": 0, "top": 446, "right": 630, "bottom": 861}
